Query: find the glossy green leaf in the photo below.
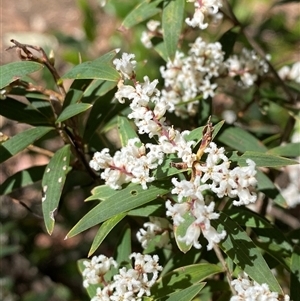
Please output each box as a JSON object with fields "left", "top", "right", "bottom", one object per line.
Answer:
{"left": 88, "top": 212, "right": 127, "bottom": 257}
{"left": 256, "top": 170, "right": 287, "bottom": 208}
{"left": 154, "top": 41, "right": 169, "bottom": 62}
{"left": 159, "top": 283, "right": 206, "bottom": 301}
{"left": 0, "top": 126, "right": 53, "bottom": 164}
{"left": 117, "top": 116, "right": 138, "bottom": 147}
{"left": 240, "top": 151, "right": 298, "bottom": 167}
{"left": 290, "top": 246, "right": 300, "bottom": 301}
{"left": 2, "top": 96, "right": 53, "bottom": 126}
{"left": 114, "top": 225, "right": 132, "bottom": 268}
{"left": 227, "top": 207, "right": 293, "bottom": 269}
{"left": 212, "top": 212, "right": 283, "bottom": 294}
{"left": 41, "top": 145, "right": 71, "bottom": 234}
{"left": 122, "top": 0, "right": 163, "bottom": 29}
{"left": 267, "top": 142, "right": 300, "bottom": 157}
{"left": 128, "top": 199, "right": 164, "bottom": 217}
{"left": 174, "top": 211, "right": 195, "bottom": 253}
{"left": 82, "top": 79, "right": 117, "bottom": 101}
{"left": 152, "top": 263, "right": 223, "bottom": 297}
{"left": 77, "top": 259, "right": 98, "bottom": 298}
{"left": 61, "top": 50, "right": 120, "bottom": 81}
{"left": 162, "top": 0, "right": 185, "bottom": 60}
{"left": 0, "top": 165, "right": 46, "bottom": 195}
{"left": 56, "top": 103, "right": 92, "bottom": 123}
{"left": 0, "top": 61, "right": 43, "bottom": 89}
{"left": 85, "top": 184, "right": 122, "bottom": 202}
{"left": 217, "top": 126, "right": 267, "bottom": 152}
{"left": 66, "top": 181, "right": 171, "bottom": 238}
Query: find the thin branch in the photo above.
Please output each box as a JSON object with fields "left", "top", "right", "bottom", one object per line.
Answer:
{"left": 6, "top": 39, "right": 66, "bottom": 98}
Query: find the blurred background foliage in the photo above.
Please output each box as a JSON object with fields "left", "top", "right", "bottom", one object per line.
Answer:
{"left": 1, "top": 0, "right": 299, "bottom": 300}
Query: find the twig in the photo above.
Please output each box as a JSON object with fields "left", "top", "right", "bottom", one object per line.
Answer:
{"left": 27, "top": 145, "right": 54, "bottom": 158}
{"left": 6, "top": 39, "right": 66, "bottom": 98}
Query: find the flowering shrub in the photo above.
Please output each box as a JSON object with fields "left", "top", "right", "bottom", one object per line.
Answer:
{"left": 1, "top": 0, "right": 299, "bottom": 300}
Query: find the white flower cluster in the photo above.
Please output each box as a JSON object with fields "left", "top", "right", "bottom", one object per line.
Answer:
{"left": 225, "top": 48, "right": 270, "bottom": 88}
{"left": 278, "top": 61, "right": 300, "bottom": 83}
{"left": 136, "top": 217, "right": 171, "bottom": 249}
{"left": 186, "top": 0, "right": 223, "bottom": 29}
{"left": 160, "top": 37, "right": 224, "bottom": 117}
{"left": 82, "top": 253, "right": 162, "bottom": 301}
{"left": 166, "top": 142, "right": 257, "bottom": 250}
{"left": 230, "top": 272, "right": 290, "bottom": 301}
{"left": 89, "top": 137, "right": 164, "bottom": 190}
{"left": 90, "top": 52, "right": 200, "bottom": 188}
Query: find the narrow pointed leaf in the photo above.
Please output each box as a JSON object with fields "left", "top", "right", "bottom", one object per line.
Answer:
{"left": 85, "top": 184, "right": 118, "bottom": 202}
{"left": 0, "top": 165, "right": 46, "bottom": 195}
{"left": 56, "top": 103, "right": 92, "bottom": 123}
{"left": 88, "top": 212, "right": 127, "bottom": 257}
{"left": 0, "top": 61, "right": 43, "bottom": 89}
{"left": 161, "top": 283, "right": 206, "bottom": 301}
{"left": 61, "top": 50, "right": 120, "bottom": 81}
{"left": 66, "top": 181, "right": 171, "bottom": 238}
{"left": 240, "top": 151, "right": 298, "bottom": 167}
{"left": 41, "top": 145, "right": 71, "bottom": 234}
{"left": 122, "top": 0, "right": 163, "bottom": 29}
{"left": 2, "top": 96, "right": 53, "bottom": 126}
{"left": 0, "top": 126, "right": 53, "bottom": 164}
{"left": 152, "top": 263, "right": 222, "bottom": 296}
{"left": 117, "top": 116, "right": 138, "bottom": 146}
{"left": 114, "top": 225, "right": 132, "bottom": 268}
{"left": 290, "top": 246, "right": 300, "bottom": 301}
{"left": 218, "top": 126, "right": 267, "bottom": 152}
{"left": 162, "top": 0, "right": 185, "bottom": 60}
{"left": 267, "top": 142, "right": 300, "bottom": 157}
{"left": 212, "top": 212, "right": 283, "bottom": 293}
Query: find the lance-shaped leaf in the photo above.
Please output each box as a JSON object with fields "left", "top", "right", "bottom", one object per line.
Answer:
{"left": 217, "top": 126, "right": 267, "bottom": 152}
{"left": 267, "top": 142, "right": 300, "bottom": 157}
{"left": 55, "top": 103, "right": 92, "bottom": 123}
{"left": 66, "top": 181, "right": 171, "bottom": 238}
{"left": 211, "top": 212, "right": 283, "bottom": 294}
{"left": 0, "top": 126, "right": 54, "bottom": 164}
{"left": 161, "top": 283, "right": 206, "bottom": 301}
{"left": 41, "top": 145, "right": 71, "bottom": 234}
{"left": 290, "top": 246, "right": 300, "bottom": 301}
{"left": 162, "top": 0, "right": 185, "bottom": 60}
{"left": 0, "top": 61, "right": 43, "bottom": 89}
{"left": 117, "top": 115, "right": 138, "bottom": 147}
{"left": 152, "top": 263, "right": 223, "bottom": 297}
{"left": 122, "top": 0, "right": 163, "bottom": 29}
{"left": 61, "top": 50, "right": 120, "bottom": 81}
{"left": 88, "top": 212, "right": 127, "bottom": 257}
{"left": 0, "top": 165, "right": 46, "bottom": 195}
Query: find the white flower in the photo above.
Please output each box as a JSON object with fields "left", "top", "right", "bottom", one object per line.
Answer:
{"left": 230, "top": 272, "right": 290, "bottom": 301}
{"left": 278, "top": 61, "right": 300, "bottom": 83}
{"left": 178, "top": 222, "right": 202, "bottom": 249}
{"left": 166, "top": 200, "right": 190, "bottom": 226}
{"left": 113, "top": 53, "right": 137, "bottom": 79}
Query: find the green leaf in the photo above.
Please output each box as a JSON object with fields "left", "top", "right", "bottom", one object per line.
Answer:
{"left": 154, "top": 42, "right": 169, "bottom": 62}
{"left": 61, "top": 50, "right": 120, "bottom": 81}
{"left": 114, "top": 225, "right": 132, "bottom": 268}
{"left": 217, "top": 126, "right": 268, "bottom": 152}
{"left": 122, "top": 0, "right": 163, "bottom": 29}
{"left": 128, "top": 199, "right": 164, "bottom": 217}
{"left": 186, "top": 120, "right": 225, "bottom": 145}
{"left": 212, "top": 212, "right": 283, "bottom": 294}
{"left": 85, "top": 184, "right": 122, "bottom": 202}
{"left": 0, "top": 61, "right": 43, "bottom": 89}
{"left": 41, "top": 145, "right": 71, "bottom": 234}
{"left": 290, "top": 246, "right": 300, "bottom": 301}
{"left": 77, "top": 259, "right": 98, "bottom": 298}
{"left": 66, "top": 181, "right": 172, "bottom": 238}
{"left": 82, "top": 79, "right": 117, "bottom": 101}
{"left": 0, "top": 127, "right": 53, "bottom": 164}
{"left": 56, "top": 103, "right": 92, "bottom": 123}
{"left": 227, "top": 207, "right": 293, "bottom": 269}
{"left": 256, "top": 170, "right": 287, "bottom": 208}
{"left": 174, "top": 211, "right": 195, "bottom": 253}
{"left": 0, "top": 165, "right": 46, "bottom": 195}
{"left": 88, "top": 212, "right": 127, "bottom": 257}
{"left": 162, "top": 0, "right": 185, "bottom": 60}
{"left": 158, "top": 283, "right": 206, "bottom": 301}
{"left": 267, "top": 142, "right": 300, "bottom": 157}
{"left": 240, "top": 151, "right": 298, "bottom": 167}
{"left": 117, "top": 115, "right": 138, "bottom": 147}
{"left": 0, "top": 245, "right": 22, "bottom": 258}
{"left": 152, "top": 263, "right": 223, "bottom": 297}
{"left": 2, "top": 96, "right": 53, "bottom": 126}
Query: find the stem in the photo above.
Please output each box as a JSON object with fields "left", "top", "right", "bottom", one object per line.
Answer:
{"left": 213, "top": 244, "right": 235, "bottom": 295}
